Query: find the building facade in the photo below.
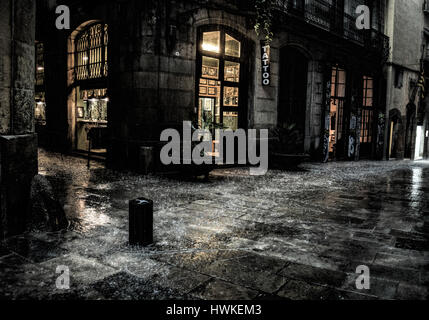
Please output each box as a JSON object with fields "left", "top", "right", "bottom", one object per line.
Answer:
{"left": 35, "top": 0, "right": 390, "bottom": 170}
{"left": 384, "top": 0, "right": 429, "bottom": 161}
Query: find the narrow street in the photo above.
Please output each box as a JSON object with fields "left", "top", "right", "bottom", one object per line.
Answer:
{"left": 0, "top": 149, "right": 428, "bottom": 300}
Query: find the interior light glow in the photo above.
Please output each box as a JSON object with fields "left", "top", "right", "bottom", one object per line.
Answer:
{"left": 202, "top": 43, "right": 219, "bottom": 52}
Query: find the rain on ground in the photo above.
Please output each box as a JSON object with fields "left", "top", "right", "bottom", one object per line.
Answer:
{"left": 0, "top": 149, "right": 428, "bottom": 300}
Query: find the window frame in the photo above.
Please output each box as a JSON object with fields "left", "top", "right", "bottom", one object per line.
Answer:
{"left": 360, "top": 75, "right": 375, "bottom": 144}
{"left": 330, "top": 65, "right": 347, "bottom": 142}
{"left": 196, "top": 25, "right": 248, "bottom": 131}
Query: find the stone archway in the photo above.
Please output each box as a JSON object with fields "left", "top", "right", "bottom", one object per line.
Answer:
{"left": 278, "top": 46, "right": 309, "bottom": 154}
{"left": 67, "top": 21, "right": 109, "bottom": 157}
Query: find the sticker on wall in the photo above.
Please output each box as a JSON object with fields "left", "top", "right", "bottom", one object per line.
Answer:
{"left": 348, "top": 136, "right": 356, "bottom": 158}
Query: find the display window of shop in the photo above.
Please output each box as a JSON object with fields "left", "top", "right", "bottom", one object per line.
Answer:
{"left": 196, "top": 27, "right": 247, "bottom": 137}
{"left": 77, "top": 88, "right": 108, "bottom": 122}
{"left": 75, "top": 87, "right": 108, "bottom": 152}
{"left": 35, "top": 92, "right": 46, "bottom": 126}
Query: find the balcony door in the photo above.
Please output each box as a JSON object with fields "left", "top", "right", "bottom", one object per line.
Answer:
{"left": 360, "top": 76, "right": 375, "bottom": 158}
{"left": 330, "top": 0, "right": 345, "bottom": 33}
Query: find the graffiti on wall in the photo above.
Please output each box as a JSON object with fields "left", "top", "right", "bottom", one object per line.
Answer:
{"left": 322, "top": 72, "right": 332, "bottom": 163}
{"left": 376, "top": 112, "right": 386, "bottom": 158}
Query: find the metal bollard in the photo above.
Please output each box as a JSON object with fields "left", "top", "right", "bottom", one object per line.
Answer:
{"left": 129, "top": 198, "right": 153, "bottom": 246}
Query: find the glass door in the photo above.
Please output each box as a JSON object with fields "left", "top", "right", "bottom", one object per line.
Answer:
{"left": 360, "top": 76, "right": 374, "bottom": 158}
{"left": 197, "top": 28, "right": 244, "bottom": 133}
{"left": 329, "top": 66, "right": 347, "bottom": 159}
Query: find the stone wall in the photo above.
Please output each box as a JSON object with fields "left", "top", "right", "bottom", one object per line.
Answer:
{"left": 107, "top": 1, "right": 275, "bottom": 169}
{"left": 384, "top": 0, "right": 425, "bottom": 160}
{"left": 0, "top": 0, "right": 36, "bottom": 135}
{"left": 0, "top": 0, "right": 38, "bottom": 238}
{"left": 39, "top": 0, "right": 387, "bottom": 168}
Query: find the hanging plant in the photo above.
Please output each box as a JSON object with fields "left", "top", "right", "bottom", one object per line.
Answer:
{"left": 254, "top": 0, "right": 274, "bottom": 45}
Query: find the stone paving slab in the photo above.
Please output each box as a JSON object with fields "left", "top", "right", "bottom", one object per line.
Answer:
{"left": 191, "top": 279, "right": 260, "bottom": 300}
{"left": 1, "top": 150, "right": 429, "bottom": 300}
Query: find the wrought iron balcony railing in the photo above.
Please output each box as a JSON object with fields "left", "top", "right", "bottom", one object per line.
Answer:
{"left": 274, "top": 0, "right": 389, "bottom": 56}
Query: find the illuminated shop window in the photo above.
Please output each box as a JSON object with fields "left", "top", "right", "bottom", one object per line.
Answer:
{"left": 202, "top": 31, "right": 220, "bottom": 53}
{"left": 225, "top": 34, "right": 241, "bottom": 58}
{"left": 198, "top": 29, "right": 243, "bottom": 133}
{"left": 35, "top": 92, "right": 46, "bottom": 125}
{"left": 77, "top": 88, "right": 108, "bottom": 122}
{"left": 329, "top": 66, "right": 347, "bottom": 156}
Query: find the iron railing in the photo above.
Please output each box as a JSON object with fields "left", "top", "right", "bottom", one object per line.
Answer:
{"left": 274, "top": 0, "right": 389, "bottom": 56}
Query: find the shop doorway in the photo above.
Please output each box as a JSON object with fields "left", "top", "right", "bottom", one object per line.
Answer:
{"left": 196, "top": 27, "right": 248, "bottom": 155}
{"left": 278, "top": 46, "right": 308, "bottom": 154}
{"left": 360, "top": 76, "right": 375, "bottom": 158}
{"left": 328, "top": 66, "right": 347, "bottom": 159}
{"left": 69, "top": 22, "right": 109, "bottom": 158}
{"left": 197, "top": 28, "right": 246, "bottom": 130}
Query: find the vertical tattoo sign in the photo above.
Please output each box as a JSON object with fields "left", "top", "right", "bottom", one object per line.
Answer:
{"left": 261, "top": 42, "right": 271, "bottom": 86}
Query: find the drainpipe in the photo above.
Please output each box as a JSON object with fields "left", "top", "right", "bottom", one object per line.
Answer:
{"left": 156, "top": 0, "right": 163, "bottom": 123}
{"left": 382, "top": 0, "right": 395, "bottom": 160}
{"left": 383, "top": 65, "right": 393, "bottom": 160}
{"left": 9, "top": 0, "right": 15, "bottom": 134}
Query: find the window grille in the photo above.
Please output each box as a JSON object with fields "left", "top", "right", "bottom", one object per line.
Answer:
{"left": 75, "top": 23, "right": 108, "bottom": 81}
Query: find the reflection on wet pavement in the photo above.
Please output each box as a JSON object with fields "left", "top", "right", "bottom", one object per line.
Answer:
{"left": 0, "top": 149, "right": 428, "bottom": 300}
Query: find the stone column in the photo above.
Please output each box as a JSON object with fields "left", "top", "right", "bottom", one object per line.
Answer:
{"left": 0, "top": 0, "right": 38, "bottom": 238}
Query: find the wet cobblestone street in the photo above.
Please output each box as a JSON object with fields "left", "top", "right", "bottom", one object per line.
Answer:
{"left": 0, "top": 149, "right": 428, "bottom": 300}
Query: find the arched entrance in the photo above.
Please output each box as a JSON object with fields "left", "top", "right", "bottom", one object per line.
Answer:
{"left": 278, "top": 46, "right": 309, "bottom": 154}
{"left": 68, "top": 21, "right": 109, "bottom": 158}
